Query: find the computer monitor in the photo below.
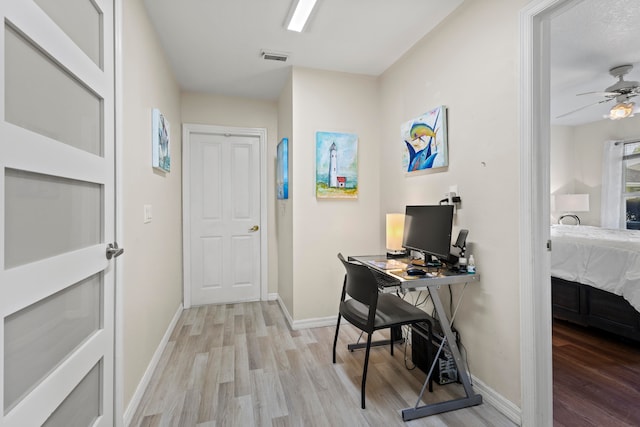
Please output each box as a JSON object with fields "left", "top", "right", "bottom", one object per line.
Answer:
{"left": 402, "top": 205, "right": 454, "bottom": 261}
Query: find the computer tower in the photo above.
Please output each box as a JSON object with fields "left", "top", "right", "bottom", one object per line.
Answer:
{"left": 411, "top": 321, "right": 458, "bottom": 385}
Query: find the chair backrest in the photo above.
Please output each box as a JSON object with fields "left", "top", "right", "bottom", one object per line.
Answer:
{"left": 337, "top": 253, "right": 379, "bottom": 310}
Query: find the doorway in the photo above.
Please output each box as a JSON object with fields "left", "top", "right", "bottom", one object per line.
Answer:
{"left": 521, "top": 0, "right": 640, "bottom": 425}
{"left": 182, "top": 124, "right": 268, "bottom": 307}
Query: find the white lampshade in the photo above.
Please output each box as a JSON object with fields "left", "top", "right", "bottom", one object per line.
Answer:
{"left": 386, "top": 213, "right": 405, "bottom": 252}
{"left": 553, "top": 194, "right": 590, "bottom": 213}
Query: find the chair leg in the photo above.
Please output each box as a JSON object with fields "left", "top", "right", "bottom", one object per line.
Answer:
{"left": 361, "top": 334, "right": 373, "bottom": 409}
{"left": 389, "top": 327, "right": 394, "bottom": 356}
{"left": 333, "top": 314, "right": 341, "bottom": 364}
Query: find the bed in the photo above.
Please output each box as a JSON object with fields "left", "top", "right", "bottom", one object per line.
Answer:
{"left": 550, "top": 224, "right": 640, "bottom": 341}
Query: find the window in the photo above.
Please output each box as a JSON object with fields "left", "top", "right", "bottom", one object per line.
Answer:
{"left": 623, "top": 141, "right": 640, "bottom": 229}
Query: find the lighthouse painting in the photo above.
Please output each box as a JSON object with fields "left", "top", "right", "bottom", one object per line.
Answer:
{"left": 316, "top": 131, "right": 358, "bottom": 199}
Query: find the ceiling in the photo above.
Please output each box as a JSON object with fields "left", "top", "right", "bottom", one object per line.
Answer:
{"left": 551, "top": 0, "right": 640, "bottom": 126}
{"left": 144, "top": 0, "right": 640, "bottom": 127}
{"left": 143, "top": 0, "right": 464, "bottom": 100}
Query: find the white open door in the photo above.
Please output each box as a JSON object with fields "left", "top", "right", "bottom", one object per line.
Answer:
{"left": 0, "top": 0, "right": 117, "bottom": 426}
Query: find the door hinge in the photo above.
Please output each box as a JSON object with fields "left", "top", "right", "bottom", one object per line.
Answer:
{"left": 546, "top": 239, "right": 552, "bottom": 251}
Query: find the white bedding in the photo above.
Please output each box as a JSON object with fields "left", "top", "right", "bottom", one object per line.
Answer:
{"left": 550, "top": 225, "right": 640, "bottom": 312}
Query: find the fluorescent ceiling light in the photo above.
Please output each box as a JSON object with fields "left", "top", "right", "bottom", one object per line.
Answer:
{"left": 287, "top": 0, "right": 318, "bottom": 32}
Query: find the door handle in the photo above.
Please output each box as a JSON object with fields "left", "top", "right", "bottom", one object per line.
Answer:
{"left": 249, "top": 225, "right": 259, "bottom": 232}
{"left": 106, "top": 242, "right": 124, "bottom": 260}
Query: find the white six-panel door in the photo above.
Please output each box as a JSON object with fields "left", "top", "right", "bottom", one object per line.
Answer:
{"left": 0, "top": 0, "right": 116, "bottom": 426}
{"left": 184, "top": 125, "right": 265, "bottom": 306}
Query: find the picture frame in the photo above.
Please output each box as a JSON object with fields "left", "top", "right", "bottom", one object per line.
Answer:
{"left": 315, "top": 131, "right": 358, "bottom": 199}
{"left": 277, "top": 137, "right": 289, "bottom": 199}
{"left": 152, "top": 108, "right": 171, "bottom": 172}
{"left": 401, "top": 106, "right": 448, "bottom": 173}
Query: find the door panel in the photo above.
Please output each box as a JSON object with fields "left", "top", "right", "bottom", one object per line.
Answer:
{"left": 202, "top": 143, "right": 222, "bottom": 219}
{"left": 33, "top": 0, "right": 102, "bottom": 68}
{"left": 4, "top": 274, "right": 101, "bottom": 411}
{"left": 231, "top": 144, "right": 252, "bottom": 218}
{"left": 4, "top": 169, "right": 102, "bottom": 269}
{"left": 42, "top": 361, "right": 101, "bottom": 427}
{"left": 4, "top": 22, "right": 102, "bottom": 156}
{"left": 0, "top": 0, "right": 115, "bottom": 425}
{"left": 188, "top": 131, "right": 261, "bottom": 305}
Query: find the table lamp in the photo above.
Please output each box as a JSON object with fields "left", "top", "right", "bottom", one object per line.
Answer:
{"left": 553, "top": 194, "right": 590, "bottom": 225}
{"left": 386, "top": 213, "right": 407, "bottom": 258}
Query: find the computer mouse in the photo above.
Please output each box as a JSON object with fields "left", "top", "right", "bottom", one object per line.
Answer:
{"left": 406, "top": 267, "right": 426, "bottom": 276}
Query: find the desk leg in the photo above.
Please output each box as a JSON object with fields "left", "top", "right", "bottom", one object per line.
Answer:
{"left": 402, "top": 287, "right": 482, "bottom": 421}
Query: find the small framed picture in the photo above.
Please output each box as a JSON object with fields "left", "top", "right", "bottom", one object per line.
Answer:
{"left": 277, "top": 137, "right": 289, "bottom": 199}
{"left": 152, "top": 108, "right": 170, "bottom": 172}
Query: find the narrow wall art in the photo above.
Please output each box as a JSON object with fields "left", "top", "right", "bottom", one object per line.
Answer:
{"left": 277, "top": 137, "right": 289, "bottom": 199}
{"left": 152, "top": 108, "right": 171, "bottom": 172}
{"left": 315, "top": 131, "right": 358, "bottom": 199}
{"left": 401, "top": 105, "right": 448, "bottom": 173}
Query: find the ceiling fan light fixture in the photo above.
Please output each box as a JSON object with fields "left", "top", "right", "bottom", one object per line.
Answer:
{"left": 609, "top": 101, "right": 635, "bottom": 120}
{"left": 286, "top": 0, "right": 318, "bottom": 32}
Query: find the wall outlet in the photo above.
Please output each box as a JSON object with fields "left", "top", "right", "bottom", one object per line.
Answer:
{"left": 144, "top": 204, "right": 152, "bottom": 223}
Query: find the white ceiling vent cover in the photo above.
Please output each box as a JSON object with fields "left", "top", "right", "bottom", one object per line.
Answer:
{"left": 261, "top": 51, "right": 288, "bottom": 62}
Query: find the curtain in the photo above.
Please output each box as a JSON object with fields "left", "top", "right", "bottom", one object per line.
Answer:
{"left": 600, "top": 140, "right": 624, "bottom": 229}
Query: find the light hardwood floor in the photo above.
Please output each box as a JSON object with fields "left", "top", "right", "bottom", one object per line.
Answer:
{"left": 129, "top": 301, "right": 516, "bottom": 427}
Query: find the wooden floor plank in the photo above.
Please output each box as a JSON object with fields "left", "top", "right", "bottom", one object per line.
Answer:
{"left": 553, "top": 319, "right": 640, "bottom": 427}
{"left": 129, "top": 301, "right": 515, "bottom": 427}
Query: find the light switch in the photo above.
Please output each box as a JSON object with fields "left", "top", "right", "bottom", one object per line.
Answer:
{"left": 144, "top": 204, "right": 152, "bottom": 223}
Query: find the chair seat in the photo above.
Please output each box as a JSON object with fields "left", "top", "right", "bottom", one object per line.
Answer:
{"left": 341, "top": 293, "right": 431, "bottom": 331}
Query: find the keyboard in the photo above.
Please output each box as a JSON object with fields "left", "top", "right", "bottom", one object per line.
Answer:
{"left": 372, "top": 269, "right": 401, "bottom": 288}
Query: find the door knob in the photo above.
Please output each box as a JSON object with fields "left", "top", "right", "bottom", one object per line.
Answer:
{"left": 106, "top": 242, "right": 124, "bottom": 260}
{"left": 249, "top": 225, "right": 259, "bottom": 232}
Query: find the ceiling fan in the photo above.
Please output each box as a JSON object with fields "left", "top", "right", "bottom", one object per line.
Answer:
{"left": 558, "top": 64, "right": 640, "bottom": 120}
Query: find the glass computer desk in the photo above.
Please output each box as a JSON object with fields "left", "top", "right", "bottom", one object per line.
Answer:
{"left": 348, "top": 255, "right": 482, "bottom": 421}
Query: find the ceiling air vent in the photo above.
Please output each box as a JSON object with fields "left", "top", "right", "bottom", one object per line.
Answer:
{"left": 261, "top": 51, "right": 288, "bottom": 62}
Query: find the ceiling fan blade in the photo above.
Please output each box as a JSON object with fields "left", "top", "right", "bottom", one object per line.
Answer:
{"left": 556, "top": 98, "right": 613, "bottom": 119}
{"left": 576, "top": 91, "right": 618, "bottom": 97}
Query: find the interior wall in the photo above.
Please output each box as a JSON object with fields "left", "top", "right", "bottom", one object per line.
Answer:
{"left": 122, "top": 0, "right": 183, "bottom": 409}
{"left": 378, "top": 0, "right": 526, "bottom": 406}
{"left": 290, "top": 67, "right": 382, "bottom": 321}
{"left": 277, "top": 76, "right": 294, "bottom": 316}
{"left": 550, "top": 115, "right": 640, "bottom": 226}
{"left": 181, "top": 92, "right": 279, "bottom": 295}
{"left": 550, "top": 126, "right": 576, "bottom": 222}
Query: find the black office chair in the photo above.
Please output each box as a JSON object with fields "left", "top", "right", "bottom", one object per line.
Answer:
{"left": 333, "top": 253, "right": 433, "bottom": 409}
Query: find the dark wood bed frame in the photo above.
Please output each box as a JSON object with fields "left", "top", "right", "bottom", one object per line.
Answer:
{"left": 551, "top": 277, "right": 640, "bottom": 342}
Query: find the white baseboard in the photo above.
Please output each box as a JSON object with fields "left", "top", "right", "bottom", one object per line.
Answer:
{"left": 274, "top": 295, "right": 336, "bottom": 330}
{"left": 292, "top": 315, "right": 337, "bottom": 330}
{"left": 267, "top": 292, "right": 279, "bottom": 301}
{"left": 275, "top": 295, "right": 294, "bottom": 328}
{"left": 123, "top": 303, "right": 183, "bottom": 426}
{"left": 471, "top": 374, "right": 522, "bottom": 425}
